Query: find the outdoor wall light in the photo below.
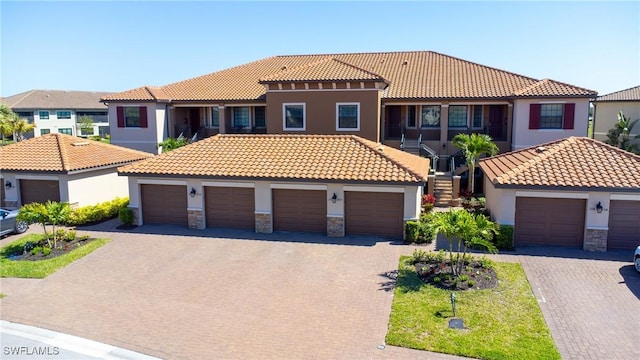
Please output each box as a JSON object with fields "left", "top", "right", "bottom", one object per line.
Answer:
{"left": 595, "top": 202, "right": 603, "bottom": 214}
{"left": 190, "top": 188, "right": 197, "bottom": 198}
{"left": 331, "top": 193, "right": 338, "bottom": 203}
{"left": 4, "top": 181, "right": 11, "bottom": 189}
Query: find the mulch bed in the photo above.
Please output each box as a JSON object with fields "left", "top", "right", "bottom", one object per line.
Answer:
{"left": 414, "top": 259, "right": 498, "bottom": 290}
{"left": 7, "top": 237, "right": 96, "bottom": 261}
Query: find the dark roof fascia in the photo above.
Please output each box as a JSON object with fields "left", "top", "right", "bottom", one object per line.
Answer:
{"left": 593, "top": 99, "right": 640, "bottom": 103}
{"left": 172, "top": 99, "right": 266, "bottom": 104}
{"left": 490, "top": 183, "right": 640, "bottom": 193}
{"left": 116, "top": 172, "right": 425, "bottom": 186}
{"left": 259, "top": 78, "right": 382, "bottom": 84}
{"left": 0, "top": 169, "right": 66, "bottom": 175}
{"left": 382, "top": 96, "right": 512, "bottom": 102}
{"left": 508, "top": 94, "right": 597, "bottom": 100}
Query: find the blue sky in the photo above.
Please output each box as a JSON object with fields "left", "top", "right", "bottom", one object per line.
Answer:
{"left": 1, "top": 1, "right": 638, "bottom": 97}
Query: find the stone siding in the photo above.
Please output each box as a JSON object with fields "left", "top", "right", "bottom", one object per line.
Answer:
{"left": 327, "top": 216, "right": 344, "bottom": 237}
{"left": 584, "top": 228, "right": 608, "bottom": 252}
{"left": 188, "top": 209, "right": 205, "bottom": 230}
{"left": 255, "top": 213, "right": 272, "bottom": 233}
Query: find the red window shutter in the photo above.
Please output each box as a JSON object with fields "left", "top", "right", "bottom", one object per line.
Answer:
{"left": 117, "top": 107, "right": 125, "bottom": 127}
{"left": 529, "top": 104, "right": 541, "bottom": 129}
{"left": 563, "top": 103, "right": 575, "bottom": 129}
{"left": 139, "top": 106, "right": 148, "bottom": 128}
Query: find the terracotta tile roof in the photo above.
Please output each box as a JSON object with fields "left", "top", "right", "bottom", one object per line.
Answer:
{"left": 0, "top": 133, "right": 153, "bottom": 173}
{"left": 479, "top": 137, "right": 640, "bottom": 191}
{"left": 595, "top": 85, "right": 640, "bottom": 102}
{"left": 99, "top": 86, "right": 170, "bottom": 102}
{"left": 513, "top": 79, "right": 596, "bottom": 98}
{"left": 118, "top": 134, "right": 430, "bottom": 184}
{"left": 102, "top": 51, "right": 596, "bottom": 102}
{"left": 2, "top": 90, "right": 112, "bottom": 109}
{"left": 259, "top": 57, "right": 387, "bottom": 83}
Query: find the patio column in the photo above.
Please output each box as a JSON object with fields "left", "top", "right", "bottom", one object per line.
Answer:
{"left": 440, "top": 104, "right": 449, "bottom": 153}
{"left": 218, "top": 105, "right": 226, "bottom": 134}
{"left": 506, "top": 103, "right": 514, "bottom": 150}
{"left": 380, "top": 104, "right": 386, "bottom": 142}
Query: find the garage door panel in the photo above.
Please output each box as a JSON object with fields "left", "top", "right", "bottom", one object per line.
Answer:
{"left": 273, "top": 189, "right": 326, "bottom": 233}
{"left": 141, "top": 184, "right": 188, "bottom": 226}
{"left": 20, "top": 180, "right": 60, "bottom": 205}
{"left": 608, "top": 200, "right": 640, "bottom": 249}
{"left": 515, "top": 197, "right": 585, "bottom": 247}
{"left": 345, "top": 192, "right": 403, "bottom": 238}
{"left": 205, "top": 187, "right": 254, "bottom": 229}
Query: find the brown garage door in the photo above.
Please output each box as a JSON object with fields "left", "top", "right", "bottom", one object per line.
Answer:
{"left": 141, "top": 184, "right": 188, "bottom": 226}
{"left": 515, "top": 197, "right": 586, "bottom": 247}
{"left": 345, "top": 192, "right": 404, "bottom": 238}
{"left": 273, "top": 189, "right": 326, "bottom": 233}
{"left": 205, "top": 187, "right": 255, "bottom": 229}
{"left": 20, "top": 179, "right": 60, "bottom": 205}
{"left": 608, "top": 200, "right": 640, "bottom": 249}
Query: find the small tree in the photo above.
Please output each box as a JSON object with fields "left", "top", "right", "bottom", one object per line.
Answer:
{"left": 45, "top": 201, "right": 71, "bottom": 248}
{"left": 605, "top": 111, "right": 640, "bottom": 154}
{"left": 18, "top": 203, "right": 50, "bottom": 244}
{"left": 452, "top": 133, "right": 499, "bottom": 192}
{"left": 429, "top": 210, "right": 462, "bottom": 275}
{"left": 77, "top": 115, "right": 95, "bottom": 136}
{"left": 158, "top": 135, "right": 188, "bottom": 153}
{"left": 17, "top": 201, "right": 71, "bottom": 248}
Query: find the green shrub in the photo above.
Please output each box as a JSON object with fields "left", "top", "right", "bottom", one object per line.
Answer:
{"left": 459, "top": 274, "right": 469, "bottom": 282}
{"left": 479, "top": 256, "right": 494, "bottom": 269}
{"left": 42, "top": 247, "right": 51, "bottom": 256}
{"left": 411, "top": 249, "right": 429, "bottom": 263}
{"left": 118, "top": 207, "right": 135, "bottom": 226}
{"left": 494, "top": 225, "right": 514, "bottom": 250}
{"left": 467, "top": 280, "right": 475, "bottom": 288}
{"left": 66, "top": 230, "right": 76, "bottom": 241}
{"left": 55, "top": 229, "right": 67, "bottom": 241}
{"left": 32, "top": 246, "right": 43, "bottom": 255}
{"left": 66, "top": 197, "right": 129, "bottom": 226}
{"left": 405, "top": 221, "right": 419, "bottom": 243}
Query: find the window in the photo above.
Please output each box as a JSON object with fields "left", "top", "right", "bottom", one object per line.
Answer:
{"left": 116, "top": 106, "right": 148, "bottom": 128}
{"left": 254, "top": 107, "right": 266, "bottom": 128}
{"left": 39, "top": 111, "right": 49, "bottom": 120}
{"left": 232, "top": 107, "right": 250, "bottom": 128}
{"left": 421, "top": 106, "right": 440, "bottom": 127}
{"left": 16, "top": 112, "right": 34, "bottom": 123}
{"left": 76, "top": 111, "right": 108, "bottom": 123}
{"left": 59, "top": 128, "right": 73, "bottom": 135}
{"left": 448, "top": 105, "right": 468, "bottom": 128}
{"left": 40, "top": 129, "right": 50, "bottom": 135}
{"left": 208, "top": 107, "right": 219, "bottom": 128}
{"left": 529, "top": 103, "right": 575, "bottom": 130}
{"left": 540, "top": 104, "right": 563, "bottom": 129}
{"left": 283, "top": 103, "right": 305, "bottom": 130}
{"left": 406, "top": 106, "right": 417, "bottom": 128}
{"left": 80, "top": 127, "right": 94, "bottom": 136}
{"left": 336, "top": 103, "right": 359, "bottom": 130}
{"left": 472, "top": 105, "right": 483, "bottom": 129}
{"left": 57, "top": 111, "right": 71, "bottom": 119}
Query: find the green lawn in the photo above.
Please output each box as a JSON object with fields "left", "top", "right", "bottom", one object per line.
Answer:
{"left": 386, "top": 256, "right": 560, "bottom": 360}
{"left": 1, "top": 234, "right": 110, "bottom": 278}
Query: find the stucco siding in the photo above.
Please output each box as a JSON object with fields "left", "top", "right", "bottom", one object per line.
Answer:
{"left": 109, "top": 103, "right": 165, "bottom": 154}
{"left": 67, "top": 168, "right": 129, "bottom": 207}
{"left": 512, "top": 98, "right": 590, "bottom": 150}
{"left": 593, "top": 101, "right": 640, "bottom": 142}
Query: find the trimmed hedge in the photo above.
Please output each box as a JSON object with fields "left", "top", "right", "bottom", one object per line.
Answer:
{"left": 494, "top": 224, "right": 514, "bottom": 250}
{"left": 66, "top": 197, "right": 129, "bottom": 226}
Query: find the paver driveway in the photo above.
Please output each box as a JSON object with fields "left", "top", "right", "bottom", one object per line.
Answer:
{"left": 0, "top": 223, "right": 463, "bottom": 360}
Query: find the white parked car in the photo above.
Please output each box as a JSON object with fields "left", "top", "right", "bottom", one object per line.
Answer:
{"left": 635, "top": 246, "right": 640, "bottom": 273}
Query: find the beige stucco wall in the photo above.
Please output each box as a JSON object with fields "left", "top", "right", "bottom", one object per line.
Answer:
{"left": 265, "top": 89, "right": 382, "bottom": 142}
{"left": 512, "top": 98, "right": 590, "bottom": 150}
{"left": 67, "top": 168, "right": 129, "bottom": 207}
{"left": 593, "top": 101, "right": 640, "bottom": 142}
{"left": 108, "top": 103, "right": 168, "bottom": 154}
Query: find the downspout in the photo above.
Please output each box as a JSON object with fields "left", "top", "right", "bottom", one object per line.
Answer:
{"left": 590, "top": 101, "right": 596, "bottom": 139}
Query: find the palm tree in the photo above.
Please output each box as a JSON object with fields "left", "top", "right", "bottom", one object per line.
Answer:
{"left": 452, "top": 133, "right": 499, "bottom": 192}
{"left": 429, "top": 210, "right": 463, "bottom": 275}
{"left": 0, "top": 103, "right": 13, "bottom": 144}
{"left": 606, "top": 111, "right": 640, "bottom": 154}
{"left": 9, "top": 113, "right": 35, "bottom": 142}
{"left": 453, "top": 212, "right": 498, "bottom": 275}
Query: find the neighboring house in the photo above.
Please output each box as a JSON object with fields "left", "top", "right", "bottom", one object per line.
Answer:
{"left": 0, "top": 133, "right": 152, "bottom": 209}
{"left": 592, "top": 85, "right": 640, "bottom": 143}
{"left": 101, "top": 51, "right": 596, "bottom": 162}
{"left": 2, "top": 90, "right": 112, "bottom": 138}
{"left": 117, "top": 134, "right": 430, "bottom": 239}
{"left": 479, "top": 137, "right": 640, "bottom": 251}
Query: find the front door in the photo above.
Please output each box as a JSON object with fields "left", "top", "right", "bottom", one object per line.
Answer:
{"left": 488, "top": 105, "right": 504, "bottom": 140}
{"left": 386, "top": 106, "right": 402, "bottom": 139}
{"left": 189, "top": 108, "right": 201, "bottom": 138}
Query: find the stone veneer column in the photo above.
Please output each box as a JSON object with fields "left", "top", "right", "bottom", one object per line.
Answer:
{"left": 427, "top": 175, "right": 435, "bottom": 196}
{"left": 187, "top": 209, "right": 205, "bottom": 230}
{"left": 584, "top": 228, "right": 608, "bottom": 252}
{"left": 451, "top": 175, "right": 461, "bottom": 206}
{"left": 129, "top": 206, "right": 140, "bottom": 226}
{"left": 255, "top": 212, "right": 272, "bottom": 233}
{"left": 327, "top": 216, "right": 345, "bottom": 237}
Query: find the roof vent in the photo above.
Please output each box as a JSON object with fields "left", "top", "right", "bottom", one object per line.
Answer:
{"left": 72, "top": 142, "right": 90, "bottom": 147}
{"left": 402, "top": 60, "right": 408, "bottom": 65}
{"left": 281, "top": 66, "right": 287, "bottom": 70}
{"left": 535, "top": 146, "right": 546, "bottom": 153}
{"left": 377, "top": 146, "right": 384, "bottom": 152}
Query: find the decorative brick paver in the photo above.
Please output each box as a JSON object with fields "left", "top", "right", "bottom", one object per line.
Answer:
{"left": 1, "top": 224, "right": 638, "bottom": 359}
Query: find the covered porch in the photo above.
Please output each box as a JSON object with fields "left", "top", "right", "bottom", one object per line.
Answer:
{"left": 168, "top": 104, "right": 267, "bottom": 140}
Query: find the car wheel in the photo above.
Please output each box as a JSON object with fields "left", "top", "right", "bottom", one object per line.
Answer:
{"left": 635, "top": 257, "right": 640, "bottom": 273}
{"left": 15, "top": 221, "right": 28, "bottom": 234}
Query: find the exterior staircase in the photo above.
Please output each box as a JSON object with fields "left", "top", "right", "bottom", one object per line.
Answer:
{"left": 434, "top": 173, "right": 453, "bottom": 207}
{"left": 401, "top": 139, "right": 420, "bottom": 155}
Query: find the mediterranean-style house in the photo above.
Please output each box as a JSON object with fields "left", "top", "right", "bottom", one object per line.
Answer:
{"left": 117, "top": 134, "right": 430, "bottom": 239}
{"left": 592, "top": 85, "right": 640, "bottom": 143}
{"left": 480, "top": 137, "right": 640, "bottom": 251}
{"left": 2, "top": 90, "right": 112, "bottom": 138}
{"left": 102, "top": 51, "right": 597, "bottom": 166}
{"left": 0, "top": 133, "right": 152, "bottom": 209}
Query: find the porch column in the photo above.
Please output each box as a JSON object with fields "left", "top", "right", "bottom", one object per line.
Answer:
{"left": 440, "top": 104, "right": 449, "bottom": 153}
{"left": 506, "top": 103, "right": 514, "bottom": 151}
{"left": 218, "top": 105, "right": 226, "bottom": 134}
{"left": 380, "top": 104, "right": 386, "bottom": 142}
